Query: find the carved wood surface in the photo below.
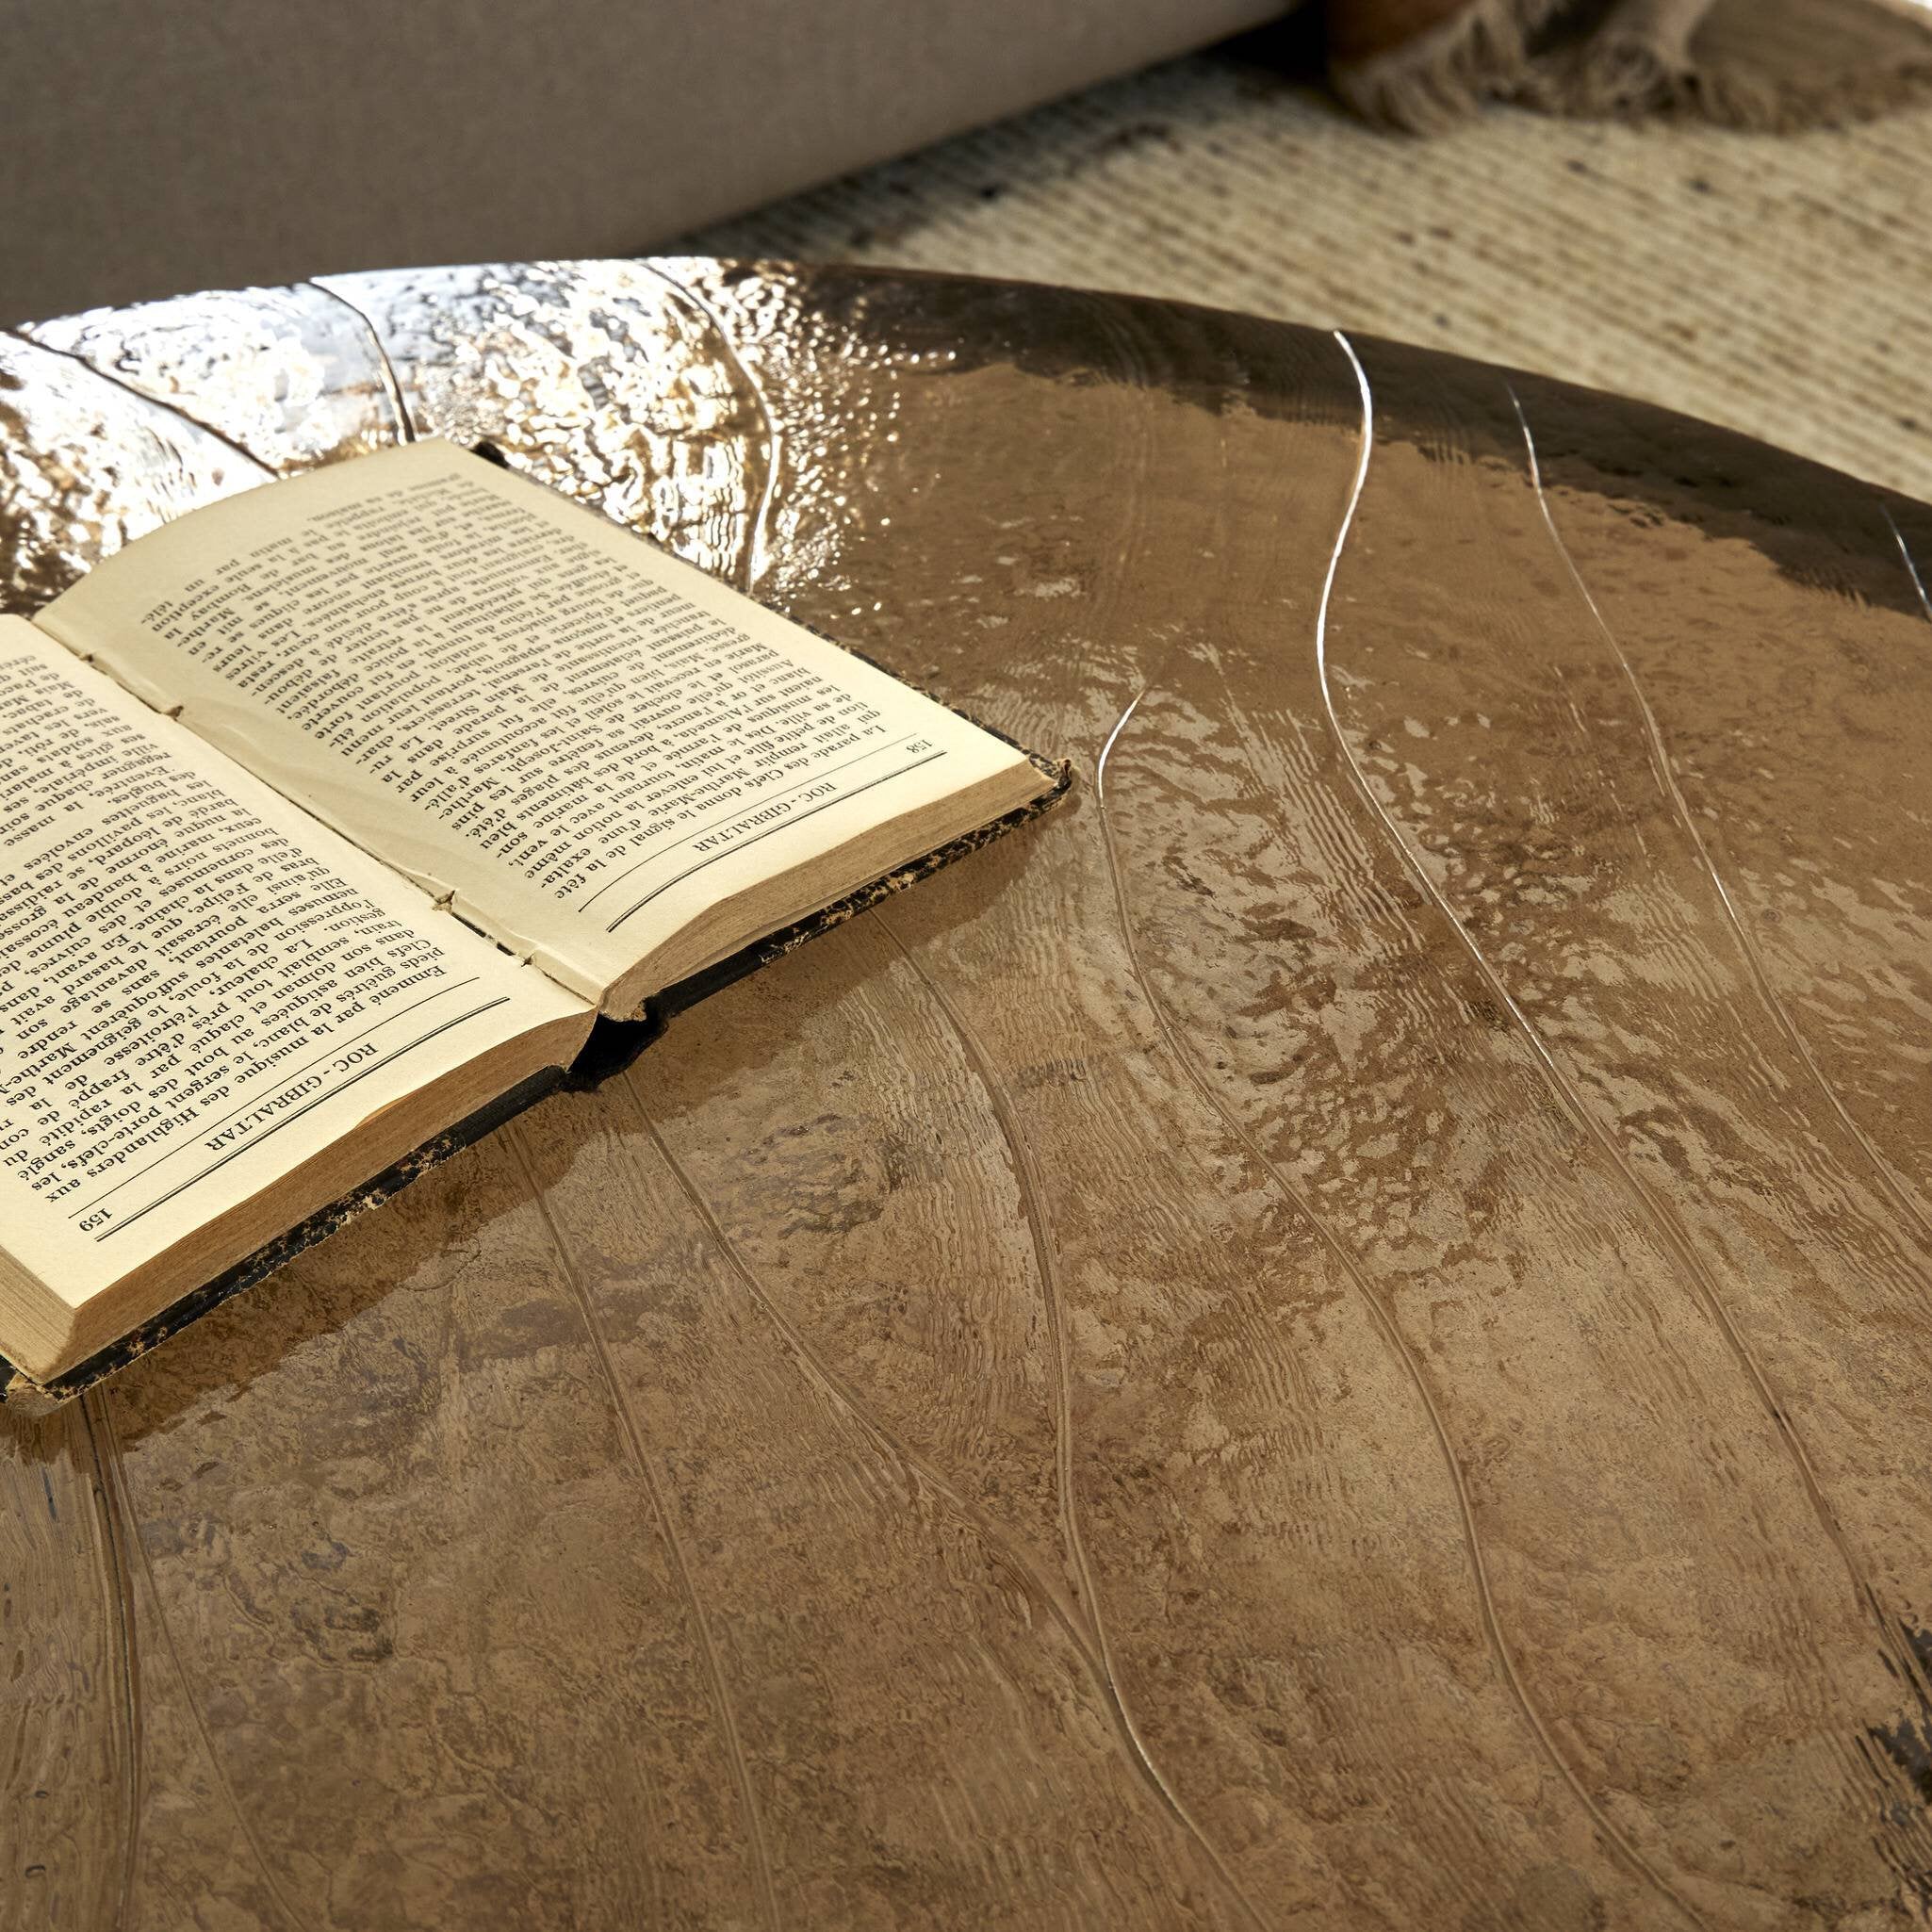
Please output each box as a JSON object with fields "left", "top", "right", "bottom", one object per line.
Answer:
{"left": 4, "top": 262, "right": 1931, "bottom": 1928}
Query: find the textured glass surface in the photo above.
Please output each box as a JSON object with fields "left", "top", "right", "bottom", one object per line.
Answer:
{"left": 4, "top": 260, "right": 1932, "bottom": 1930}
{"left": 24, "top": 281, "right": 407, "bottom": 471}
{"left": 318, "top": 262, "right": 774, "bottom": 585}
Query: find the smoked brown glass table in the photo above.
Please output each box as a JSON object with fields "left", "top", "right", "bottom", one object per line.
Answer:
{"left": 4, "top": 261, "right": 1930, "bottom": 1930}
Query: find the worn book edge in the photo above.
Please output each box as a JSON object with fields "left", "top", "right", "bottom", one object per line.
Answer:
{"left": 0, "top": 756, "right": 1071, "bottom": 1409}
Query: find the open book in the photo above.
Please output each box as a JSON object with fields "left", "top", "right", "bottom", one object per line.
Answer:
{"left": 0, "top": 441, "right": 1062, "bottom": 1399}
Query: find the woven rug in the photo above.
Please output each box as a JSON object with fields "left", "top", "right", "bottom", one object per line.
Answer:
{"left": 682, "top": 46, "right": 1932, "bottom": 503}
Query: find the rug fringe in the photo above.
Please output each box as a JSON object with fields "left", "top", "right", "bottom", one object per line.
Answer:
{"left": 1330, "top": 0, "right": 1566, "bottom": 133}
{"left": 1681, "top": 50, "right": 1932, "bottom": 132}
{"left": 1333, "top": 0, "right": 1932, "bottom": 132}
{"left": 1519, "top": 11, "right": 1932, "bottom": 127}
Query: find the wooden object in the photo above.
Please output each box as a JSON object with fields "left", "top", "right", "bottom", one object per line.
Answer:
{"left": 4, "top": 261, "right": 1930, "bottom": 1928}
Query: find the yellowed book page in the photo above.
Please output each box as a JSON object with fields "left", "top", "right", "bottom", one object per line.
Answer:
{"left": 0, "top": 620, "right": 588, "bottom": 1362}
{"left": 36, "top": 440, "right": 1038, "bottom": 1007}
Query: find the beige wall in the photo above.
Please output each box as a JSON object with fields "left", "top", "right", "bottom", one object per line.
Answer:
{"left": 2, "top": 0, "right": 1284, "bottom": 326}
